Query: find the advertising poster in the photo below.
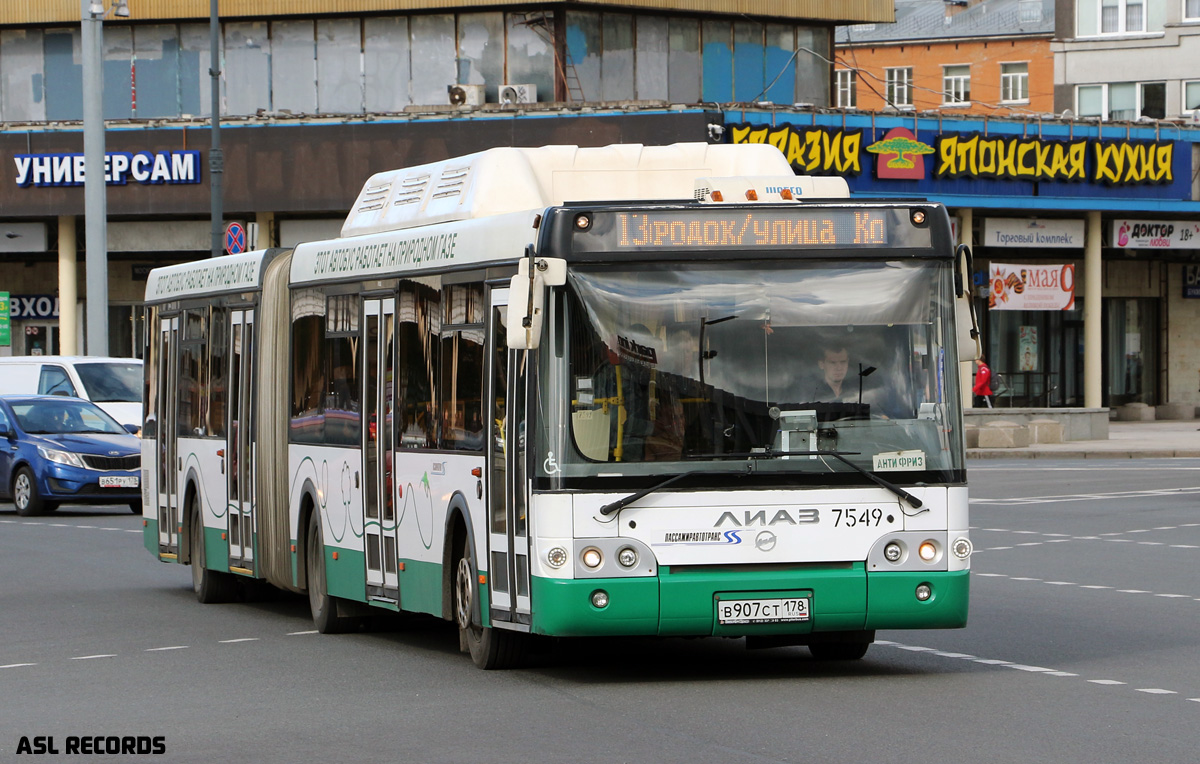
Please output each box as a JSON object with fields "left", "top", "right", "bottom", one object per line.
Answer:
{"left": 989, "top": 263, "right": 1076, "bottom": 310}
{"left": 1019, "top": 326, "right": 1038, "bottom": 371}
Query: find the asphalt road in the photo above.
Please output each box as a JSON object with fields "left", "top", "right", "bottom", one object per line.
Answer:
{"left": 1, "top": 459, "right": 1197, "bottom": 763}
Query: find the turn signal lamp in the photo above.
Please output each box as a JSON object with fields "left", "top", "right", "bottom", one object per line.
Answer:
{"left": 918, "top": 541, "right": 938, "bottom": 562}
{"left": 581, "top": 547, "right": 603, "bottom": 569}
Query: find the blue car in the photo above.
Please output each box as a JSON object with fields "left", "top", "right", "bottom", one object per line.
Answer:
{"left": 0, "top": 395, "right": 141, "bottom": 516}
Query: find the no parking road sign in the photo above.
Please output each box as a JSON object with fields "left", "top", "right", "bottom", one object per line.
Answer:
{"left": 225, "top": 221, "right": 246, "bottom": 255}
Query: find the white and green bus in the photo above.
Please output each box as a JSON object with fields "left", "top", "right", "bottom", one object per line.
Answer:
{"left": 142, "top": 142, "right": 977, "bottom": 668}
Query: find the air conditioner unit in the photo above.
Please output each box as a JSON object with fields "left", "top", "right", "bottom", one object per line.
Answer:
{"left": 447, "top": 84, "right": 486, "bottom": 107}
{"left": 1188, "top": 110, "right": 1200, "bottom": 125}
{"left": 499, "top": 83, "right": 537, "bottom": 105}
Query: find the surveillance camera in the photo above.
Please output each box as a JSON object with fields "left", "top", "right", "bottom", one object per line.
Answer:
{"left": 707, "top": 124, "right": 726, "bottom": 141}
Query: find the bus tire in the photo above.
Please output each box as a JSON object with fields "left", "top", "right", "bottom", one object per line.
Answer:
{"left": 454, "top": 536, "right": 525, "bottom": 670}
{"left": 13, "top": 467, "right": 45, "bottom": 516}
{"left": 129, "top": 499, "right": 143, "bottom": 514}
{"left": 808, "top": 641, "right": 870, "bottom": 661}
{"left": 190, "top": 500, "right": 237, "bottom": 604}
{"left": 306, "top": 511, "right": 353, "bottom": 634}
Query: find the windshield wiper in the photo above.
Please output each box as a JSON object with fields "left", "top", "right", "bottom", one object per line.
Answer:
{"left": 598, "top": 466, "right": 750, "bottom": 516}
{"left": 683, "top": 448, "right": 923, "bottom": 510}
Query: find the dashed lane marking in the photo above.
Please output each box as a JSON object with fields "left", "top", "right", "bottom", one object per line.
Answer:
{"left": 72, "top": 654, "right": 116, "bottom": 660}
{"left": 218, "top": 638, "right": 260, "bottom": 644}
{"left": 145, "top": 646, "right": 188, "bottom": 652}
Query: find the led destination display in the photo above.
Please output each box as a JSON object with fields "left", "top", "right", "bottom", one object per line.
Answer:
{"left": 572, "top": 208, "right": 933, "bottom": 252}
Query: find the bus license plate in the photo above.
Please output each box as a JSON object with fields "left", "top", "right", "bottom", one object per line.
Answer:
{"left": 718, "top": 597, "right": 810, "bottom": 625}
{"left": 100, "top": 476, "right": 139, "bottom": 488}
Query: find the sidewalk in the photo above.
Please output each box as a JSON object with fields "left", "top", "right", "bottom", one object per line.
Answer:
{"left": 967, "top": 419, "right": 1200, "bottom": 459}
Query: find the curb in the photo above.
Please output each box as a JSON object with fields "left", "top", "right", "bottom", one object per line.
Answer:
{"left": 967, "top": 448, "right": 1200, "bottom": 460}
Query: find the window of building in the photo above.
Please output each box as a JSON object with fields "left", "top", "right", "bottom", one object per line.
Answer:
{"left": 1000, "top": 62, "right": 1029, "bottom": 103}
{"left": 886, "top": 67, "right": 913, "bottom": 107}
{"left": 1018, "top": 0, "right": 1043, "bottom": 22}
{"left": 1188, "top": 0, "right": 1200, "bottom": 20}
{"left": 942, "top": 64, "right": 970, "bottom": 105}
{"left": 1185, "top": 81, "right": 1200, "bottom": 112}
{"left": 836, "top": 69, "right": 857, "bottom": 108}
{"left": 1076, "top": 81, "right": 1164, "bottom": 120}
{"left": 1100, "top": 0, "right": 1145, "bottom": 33}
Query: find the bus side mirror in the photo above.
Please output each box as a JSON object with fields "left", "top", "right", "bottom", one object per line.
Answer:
{"left": 507, "top": 256, "right": 566, "bottom": 350}
{"left": 954, "top": 244, "right": 981, "bottom": 361}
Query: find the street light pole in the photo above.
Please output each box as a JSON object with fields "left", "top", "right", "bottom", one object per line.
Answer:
{"left": 210, "top": 0, "right": 223, "bottom": 259}
{"left": 81, "top": 0, "right": 108, "bottom": 355}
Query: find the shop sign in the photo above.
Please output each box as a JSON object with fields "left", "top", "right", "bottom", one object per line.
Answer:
{"left": 1184, "top": 266, "right": 1200, "bottom": 299}
{"left": 730, "top": 120, "right": 1180, "bottom": 190}
{"left": 988, "top": 263, "right": 1075, "bottom": 311}
{"left": 13, "top": 151, "right": 202, "bottom": 188}
{"left": 983, "top": 219, "right": 1085, "bottom": 249}
{"left": 7, "top": 294, "right": 59, "bottom": 320}
{"left": 1112, "top": 219, "right": 1200, "bottom": 250}
{"left": 0, "top": 292, "right": 10, "bottom": 346}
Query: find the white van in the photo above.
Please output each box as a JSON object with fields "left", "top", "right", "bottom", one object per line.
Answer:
{"left": 0, "top": 356, "right": 143, "bottom": 427}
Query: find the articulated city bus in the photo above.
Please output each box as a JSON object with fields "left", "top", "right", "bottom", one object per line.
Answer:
{"left": 142, "top": 142, "right": 977, "bottom": 668}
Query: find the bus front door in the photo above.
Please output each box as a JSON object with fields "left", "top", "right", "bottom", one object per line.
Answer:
{"left": 487, "top": 290, "right": 531, "bottom": 627}
{"left": 227, "top": 309, "right": 255, "bottom": 572}
{"left": 363, "top": 297, "right": 399, "bottom": 601}
{"left": 157, "top": 316, "right": 180, "bottom": 554}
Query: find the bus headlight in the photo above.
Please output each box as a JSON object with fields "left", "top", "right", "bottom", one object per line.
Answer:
{"left": 617, "top": 547, "right": 638, "bottom": 568}
{"left": 883, "top": 541, "right": 903, "bottom": 563}
{"left": 546, "top": 547, "right": 568, "bottom": 569}
{"left": 952, "top": 537, "right": 972, "bottom": 559}
{"left": 581, "top": 547, "right": 603, "bottom": 569}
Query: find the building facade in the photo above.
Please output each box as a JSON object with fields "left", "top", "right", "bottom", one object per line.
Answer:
{"left": 0, "top": 0, "right": 892, "bottom": 357}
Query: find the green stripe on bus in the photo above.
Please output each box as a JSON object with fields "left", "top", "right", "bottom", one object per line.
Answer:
{"left": 143, "top": 519, "right": 158, "bottom": 556}
{"left": 530, "top": 576, "right": 660, "bottom": 637}
{"left": 325, "top": 546, "right": 366, "bottom": 602}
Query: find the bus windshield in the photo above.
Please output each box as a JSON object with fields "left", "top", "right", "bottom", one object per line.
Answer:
{"left": 551, "top": 259, "right": 964, "bottom": 481}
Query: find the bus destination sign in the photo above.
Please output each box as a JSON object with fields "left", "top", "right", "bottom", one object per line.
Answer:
{"left": 595, "top": 209, "right": 894, "bottom": 250}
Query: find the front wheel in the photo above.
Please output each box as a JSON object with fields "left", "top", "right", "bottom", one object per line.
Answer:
{"left": 191, "top": 500, "right": 237, "bottom": 604}
{"left": 306, "top": 511, "right": 353, "bottom": 634}
{"left": 13, "top": 467, "right": 45, "bottom": 517}
{"left": 454, "top": 536, "right": 525, "bottom": 669}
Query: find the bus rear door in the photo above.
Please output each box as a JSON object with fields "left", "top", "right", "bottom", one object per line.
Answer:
{"left": 157, "top": 315, "right": 180, "bottom": 554}
{"left": 227, "top": 309, "right": 255, "bottom": 572}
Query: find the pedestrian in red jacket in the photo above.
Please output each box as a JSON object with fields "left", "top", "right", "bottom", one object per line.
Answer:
{"left": 973, "top": 357, "right": 993, "bottom": 408}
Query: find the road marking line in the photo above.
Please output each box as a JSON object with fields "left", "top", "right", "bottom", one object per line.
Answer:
{"left": 218, "top": 638, "right": 260, "bottom": 643}
{"left": 893, "top": 645, "right": 937, "bottom": 652}
{"left": 1189, "top": 698, "right": 1200, "bottom": 703}
{"left": 1136, "top": 542, "right": 1164, "bottom": 546}
{"left": 287, "top": 630, "right": 318, "bottom": 636}
{"left": 1011, "top": 577, "right": 1041, "bottom": 581}
{"left": 1153, "top": 526, "right": 1178, "bottom": 530}
{"left": 1170, "top": 545, "right": 1200, "bottom": 549}
{"left": 1110, "top": 539, "right": 1134, "bottom": 543}
{"left": 1046, "top": 672, "right": 1078, "bottom": 677}
{"left": 1155, "top": 594, "right": 1190, "bottom": 598}
{"left": 1080, "top": 585, "right": 1113, "bottom": 589}
{"left": 72, "top": 654, "right": 116, "bottom": 660}
{"left": 986, "top": 547, "right": 1013, "bottom": 551}
{"left": 976, "top": 573, "right": 1007, "bottom": 577}
{"left": 145, "top": 646, "right": 188, "bottom": 651}
{"left": 974, "top": 659, "right": 1012, "bottom": 665}
{"left": 933, "top": 652, "right": 976, "bottom": 659}
{"left": 1136, "top": 688, "right": 1177, "bottom": 695}
{"left": 0, "top": 663, "right": 37, "bottom": 669}
{"left": 1046, "top": 539, "right": 1070, "bottom": 543}
{"left": 1007, "top": 664, "right": 1053, "bottom": 672}
{"left": 49, "top": 523, "right": 69, "bottom": 527}
{"left": 1013, "top": 530, "right": 1039, "bottom": 535}
{"left": 1117, "top": 589, "right": 1150, "bottom": 593}
{"left": 1043, "top": 533, "right": 1072, "bottom": 537}
{"left": 1017, "top": 542, "right": 1043, "bottom": 546}
{"left": 1088, "top": 680, "right": 1125, "bottom": 685}
{"left": 1044, "top": 581, "right": 1075, "bottom": 586}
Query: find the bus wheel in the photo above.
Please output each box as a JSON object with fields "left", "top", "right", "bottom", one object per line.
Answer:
{"left": 454, "top": 537, "right": 525, "bottom": 670}
{"left": 129, "top": 499, "right": 143, "bottom": 514}
{"left": 808, "top": 641, "right": 870, "bottom": 661}
{"left": 190, "top": 501, "right": 237, "bottom": 604}
{"left": 13, "top": 467, "right": 45, "bottom": 516}
{"left": 306, "top": 512, "right": 352, "bottom": 634}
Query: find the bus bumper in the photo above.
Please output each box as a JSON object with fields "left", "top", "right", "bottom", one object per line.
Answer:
{"left": 529, "top": 566, "right": 968, "bottom": 638}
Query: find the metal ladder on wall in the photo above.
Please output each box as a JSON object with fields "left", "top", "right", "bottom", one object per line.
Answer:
{"left": 519, "top": 13, "right": 585, "bottom": 102}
